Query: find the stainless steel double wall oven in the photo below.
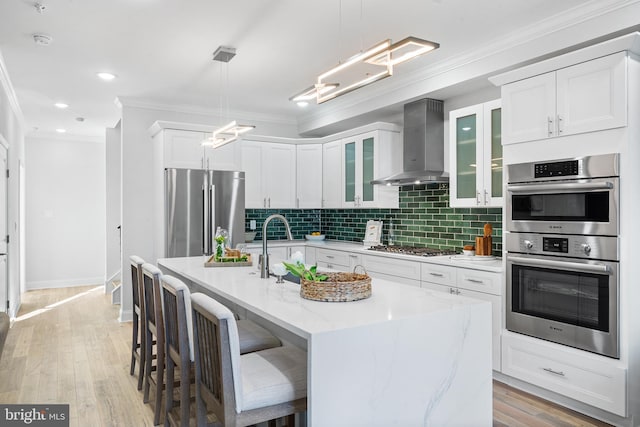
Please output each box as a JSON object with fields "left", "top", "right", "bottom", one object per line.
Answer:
{"left": 505, "top": 153, "right": 620, "bottom": 358}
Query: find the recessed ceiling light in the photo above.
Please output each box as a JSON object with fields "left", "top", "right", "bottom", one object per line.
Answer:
{"left": 97, "top": 72, "right": 117, "bottom": 81}
{"left": 296, "top": 101, "right": 309, "bottom": 107}
{"left": 56, "top": 128, "right": 66, "bottom": 133}
{"left": 54, "top": 102, "right": 68, "bottom": 109}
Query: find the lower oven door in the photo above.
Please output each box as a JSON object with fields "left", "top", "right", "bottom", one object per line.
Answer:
{"left": 506, "top": 253, "right": 619, "bottom": 358}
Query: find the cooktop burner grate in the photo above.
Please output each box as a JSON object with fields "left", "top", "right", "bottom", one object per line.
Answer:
{"left": 367, "top": 245, "right": 457, "bottom": 257}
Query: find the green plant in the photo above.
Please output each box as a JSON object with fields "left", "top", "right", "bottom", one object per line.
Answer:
{"left": 282, "top": 261, "right": 328, "bottom": 282}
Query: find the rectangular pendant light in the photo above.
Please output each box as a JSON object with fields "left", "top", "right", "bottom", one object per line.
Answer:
{"left": 366, "top": 36, "right": 440, "bottom": 66}
{"left": 289, "top": 83, "right": 340, "bottom": 102}
{"left": 316, "top": 40, "right": 392, "bottom": 103}
{"left": 202, "top": 120, "right": 256, "bottom": 149}
{"left": 290, "top": 36, "right": 439, "bottom": 105}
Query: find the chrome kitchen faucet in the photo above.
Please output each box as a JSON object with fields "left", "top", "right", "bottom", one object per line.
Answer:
{"left": 260, "top": 214, "right": 293, "bottom": 279}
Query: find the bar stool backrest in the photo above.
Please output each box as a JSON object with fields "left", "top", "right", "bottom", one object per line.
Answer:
{"left": 191, "top": 293, "right": 243, "bottom": 422}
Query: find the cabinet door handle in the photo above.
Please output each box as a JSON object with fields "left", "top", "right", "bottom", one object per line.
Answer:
{"left": 429, "top": 272, "right": 444, "bottom": 277}
{"left": 263, "top": 198, "right": 267, "bottom": 208}
{"left": 547, "top": 116, "right": 554, "bottom": 137}
{"left": 268, "top": 197, "right": 271, "bottom": 208}
{"left": 327, "top": 263, "right": 333, "bottom": 269}
{"left": 456, "top": 289, "right": 461, "bottom": 295}
{"left": 557, "top": 115, "right": 563, "bottom": 134}
{"left": 543, "top": 367, "right": 565, "bottom": 377}
{"left": 466, "top": 278, "right": 484, "bottom": 284}
{"left": 476, "top": 191, "right": 481, "bottom": 205}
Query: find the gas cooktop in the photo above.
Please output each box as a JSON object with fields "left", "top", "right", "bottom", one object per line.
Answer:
{"left": 367, "top": 245, "right": 458, "bottom": 257}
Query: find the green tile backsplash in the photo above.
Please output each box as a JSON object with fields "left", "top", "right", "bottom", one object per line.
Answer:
{"left": 246, "top": 183, "right": 502, "bottom": 255}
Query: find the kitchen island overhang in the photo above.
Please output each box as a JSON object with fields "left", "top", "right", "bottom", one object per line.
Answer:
{"left": 158, "top": 256, "right": 492, "bottom": 426}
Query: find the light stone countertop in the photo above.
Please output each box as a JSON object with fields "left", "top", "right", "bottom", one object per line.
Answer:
{"left": 157, "top": 255, "right": 493, "bottom": 426}
{"left": 245, "top": 239, "right": 504, "bottom": 273}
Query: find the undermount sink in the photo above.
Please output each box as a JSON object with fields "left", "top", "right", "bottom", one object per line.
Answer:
{"left": 281, "top": 272, "right": 300, "bottom": 284}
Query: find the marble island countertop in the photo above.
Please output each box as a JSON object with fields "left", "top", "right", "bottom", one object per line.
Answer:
{"left": 158, "top": 255, "right": 488, "bottom": 337}
{"left": 157, "top": 255, "right": 493, "bottom": 426}
{"left": 244, "top": 239, "right": 503, "bottom": 273}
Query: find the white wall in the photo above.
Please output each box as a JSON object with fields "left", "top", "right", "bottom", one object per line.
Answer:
{"left": 25, "top": 136, "right": 106, "bottom": 289}
{"left": 0, "top": 51, "right": 26, "bottom": 317}
{"left": 105, "top": 123, "right": 121, "bottom": 285}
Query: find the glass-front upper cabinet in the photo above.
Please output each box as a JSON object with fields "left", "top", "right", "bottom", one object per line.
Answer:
{"left": 449, "top": 99, "right": 502, "bottom": 208}
{"left": 341, "top": 131, "right": 398, "bottom": 208}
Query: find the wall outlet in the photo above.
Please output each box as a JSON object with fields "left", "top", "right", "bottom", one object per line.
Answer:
{"left": 250, "top": 220, "right": 256, "bottom": 230}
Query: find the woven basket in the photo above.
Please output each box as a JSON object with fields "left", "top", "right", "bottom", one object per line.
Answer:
{"left": 300, "top": 272, "right": 372, "bottom": 302}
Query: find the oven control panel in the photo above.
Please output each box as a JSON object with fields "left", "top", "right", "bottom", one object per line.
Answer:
{"left": 534, "top": 159, "right": 579, "bottom": 178}
{"left": 505, "top": 233, "right": 619, "bottom": 261}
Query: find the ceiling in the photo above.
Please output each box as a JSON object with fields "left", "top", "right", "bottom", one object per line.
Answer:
{"left": 0, "top": 0, "right": 622, "bottom": 139}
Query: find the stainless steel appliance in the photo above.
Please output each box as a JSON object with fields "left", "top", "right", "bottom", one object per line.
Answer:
{"left": 165, "top": 169, "right": 245, "bottom": 257}
{"left": 505, "top": 153, "right": 621, "bottom": 358}
{"left": 506, "top": 233, "right": 619, "bottom": 358}
{"left": 367, "top": 245, "right": 457, "bottom": 257}
{"left": 506, "top": 153, "right": 619, "bottom": 236}
{"left": 371, "top": 98, "right": 448, "bottom": 186}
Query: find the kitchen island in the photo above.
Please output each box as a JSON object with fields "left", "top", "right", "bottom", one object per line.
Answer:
{"left": 158, "top": 256, "right": 492, "bottom": 426}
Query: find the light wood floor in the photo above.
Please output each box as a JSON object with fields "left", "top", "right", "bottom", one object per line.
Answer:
{"left": 0, "top": 285, "right": 613, "bottom": 427}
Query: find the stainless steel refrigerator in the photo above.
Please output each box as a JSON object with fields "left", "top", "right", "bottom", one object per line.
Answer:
{"left": 165, "top": 169, "right": 245, "bottom": 257}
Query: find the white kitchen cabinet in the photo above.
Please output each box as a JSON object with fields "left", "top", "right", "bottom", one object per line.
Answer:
{"left": 296, "top": 144, "right": 323, "bottom": 208}
{"left": 316, "top": 248, "right": 350, "bottom": 271}
{"left": 158, "top": 128, "right": 240, "bottom": 170}
{"left": 502, "top": 332, "right": 626, "bottom": 416}
{"left": 341, "top": 130, "right": 400, "bottom": 208}
{"left": 449, "top": 100, "right": 502, "bottom": 208}
{"left": 421, "top": 264, "right": 502, "bottom": 371}
{"left": 241, "top": 140, "right": 297, "bottom": 208}
{"left": 502, "top": 52, "right": 627, "bottom": 145}
{"left": 322, "top": 140, "right": 343, "bottom": 208}
{"left": 361, "top": 254, "right": 421, "bottom": 282}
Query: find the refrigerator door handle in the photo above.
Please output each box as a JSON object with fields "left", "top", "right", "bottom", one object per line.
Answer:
{"left": 203, "top": 183, "right": 209, "bottom": 255}
{"left": 210, "top": 184, "right": 216, "bottom": 250}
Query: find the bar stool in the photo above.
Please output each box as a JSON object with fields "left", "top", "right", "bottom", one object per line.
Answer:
{"left": 142, "top": 263, "right": 166, "bottom": 426}
{"left": 129, "top": 255, "right": 146, "bottom": 390}
{"left": 161, "top": 275, "right": 195, "bottom": 427}
{"left": 191, "top": 292, "right": 307, "bottom": 427}
{"left": 161, "top": 276, "right": 285, "bottom": 427}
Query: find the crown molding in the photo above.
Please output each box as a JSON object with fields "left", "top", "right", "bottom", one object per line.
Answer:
{"left": 116, "top": 96, "right": 296, "bottom": 126}
{"left": 26, "top": 132, "right": 104, "bottom": 144}
{"left": 0, "top": 50, "right": 27, "bottom": 131}
{"left": 297, "top": 0, "right": 640, "bottom": 134}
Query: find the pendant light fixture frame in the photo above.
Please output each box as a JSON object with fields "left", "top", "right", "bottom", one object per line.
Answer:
{"left": 203, "top": 46, "right": 255, "bottom": 149}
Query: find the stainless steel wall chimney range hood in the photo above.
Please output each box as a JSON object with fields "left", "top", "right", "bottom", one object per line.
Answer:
{"left": 372, "top": 98, "right": 447, "bottom": 186}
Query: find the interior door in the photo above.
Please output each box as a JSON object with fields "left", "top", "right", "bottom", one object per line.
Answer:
{"left": 0, "top": 144, "right": 7, "bottom": 312}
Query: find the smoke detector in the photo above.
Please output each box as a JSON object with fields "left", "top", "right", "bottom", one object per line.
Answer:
{"left": 33, "top": 33, "right": 52, "bottom": 46}
{"left": 212, "top": 46, "right": 236, "bottom": 63}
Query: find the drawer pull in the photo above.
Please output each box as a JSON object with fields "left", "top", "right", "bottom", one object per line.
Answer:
{"left": 349, "top": 254, "right": 358, "bottom": 258}
{"left": 326, "top": 255, "right": 334, "bottom": 259}
{"left": 429, "top": 272, "right": 444, "bottom": 277}
{"left": 543, "top": 367, "right": 565, "bottom": 377}
{"left": 466, "top": 278, "right": 484, "bottom": 284}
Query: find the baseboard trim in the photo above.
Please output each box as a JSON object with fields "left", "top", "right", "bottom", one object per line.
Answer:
{"left": 119, "top": 308, "right": 133, "bottom": 323}
{"left": 26, "top": 277, "right": 104, "bottom": 290}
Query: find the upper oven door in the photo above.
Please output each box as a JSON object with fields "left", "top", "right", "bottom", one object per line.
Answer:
{"left": 506, "top": 177, "right": 619, "bottom": 235}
